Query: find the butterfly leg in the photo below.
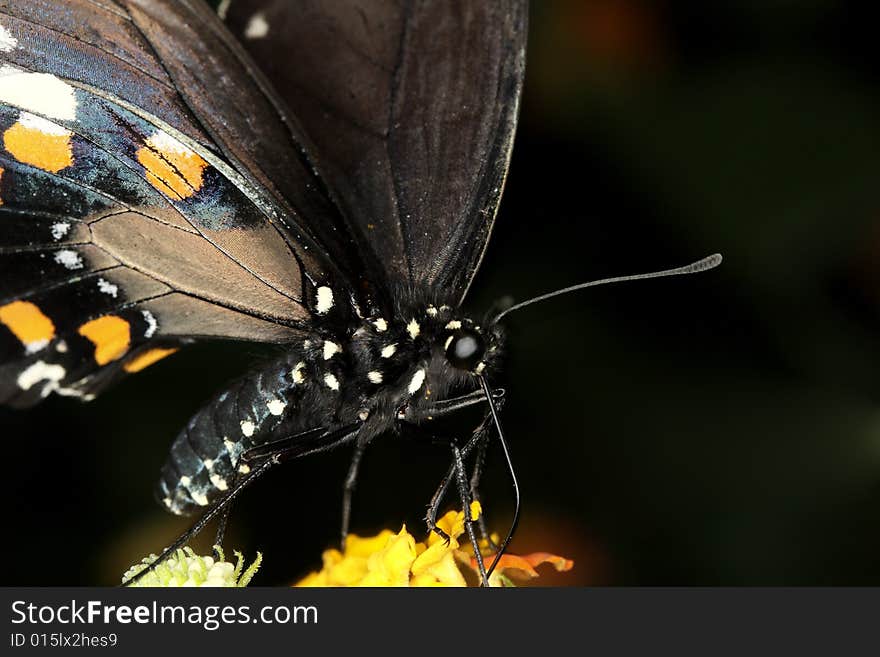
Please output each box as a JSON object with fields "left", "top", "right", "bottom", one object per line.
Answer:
{"left": 424, "top": 413, "right": 493, "bottom": 543}
{"left": 470, "top": 389, "right": 506, "bottom": 548}
{"left": 213, "top": 506, "right": 232, "bottom": 558}
{"left": 423, "top": 396, "right": 506, "bottom": 547}
{"left": 476, "top": 375, "right": 521, "bottom": 581}
{"left": 211, "top": 459, "right": 251, "bottom": 556}
{"left": 418, "top": 386, "right": 504, "bottom": 544}
{"left": 211, "top": 456, "right": 252, "bottom": 559}
{"left": 468, "top": 436, "right": 499, "bottom": 551}
{"left": 425, "top": 463, "right": 455, "bottom": 544}
{"left": 338, "top": 396, "right": 486, "bottom": 547}
{"left": 451, "top": 442, "right": 490, "bottom": 586}
{"left": 238, "top": 423, "right": 359, "bottom": 463}
{"left": 340, "top": 436, "right": 373, "bottom": 548}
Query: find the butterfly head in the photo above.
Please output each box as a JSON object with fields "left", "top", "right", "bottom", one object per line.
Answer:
{"left": 381, "top": 306, "right": 502, "bottom": 424}
{"left": 353, "top": 300, "right": 503, "bottom": 415}
{"left": 414, "top": 304, "right": 503, "bottom": 377}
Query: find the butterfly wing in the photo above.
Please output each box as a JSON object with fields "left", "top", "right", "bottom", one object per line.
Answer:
{"left": 225, "top": 0, "right": 529, "bottom": 301}
{"left": 0, "top": 0, "right": 363, "bottom": 406}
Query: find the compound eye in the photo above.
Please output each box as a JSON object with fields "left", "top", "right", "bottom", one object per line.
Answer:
{"left": 445, "top": 329, "right": 486, "bottom": 371}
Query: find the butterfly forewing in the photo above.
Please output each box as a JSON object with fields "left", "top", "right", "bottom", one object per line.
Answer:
{"left": 224, "top": 0, "right": 529, "bottom": 302}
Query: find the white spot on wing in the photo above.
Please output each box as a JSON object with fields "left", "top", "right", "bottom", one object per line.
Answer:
{"left": 0, "top": 67, "right": 78, "bottom": 121}
{"left": 368, "top": 371, "right": 383, "bottom": 384}
{"left": 266, "top": 398, "right": 286, "bottom": 416}
{"left": 210, "top": 474, "right": 228, "bottom": 491}
{"left": 244, "top": 12, "right": 270, "bottom": 39}
{"left": 238, "top": 463, "right": 251, "bottom": 475}
{"left": 24, "top": 339, "right": 49, "bottom": 355}
{"left": 179, "top": 475, "right": 192, "bottom": 487}
{"left": 141, "top": 310, "right": 158, "bottom": 338}
{"left": 148, "top": 129, "right": 196, "bottom": 156}
{"left": 0, "top": 23, "right": 18, "bottom": 53}
{"left": 292, "top": 361, "right": 306, "bottom": 384}
{"left": 407, "top": 319, "right": 420, "bottom": 339}
{"left": 323, "top": 340, "right": 341, "bottom": 360}
{"left": 316, "top": 286, "right": 334, "bottom": 314}
{"left": 426, "top": 305, "right": 438, "bottom": 317}
{"left": 203, "top": 459, "right": 214, "bottom": 470}
{"left": 240, "top": 420, "right": 256, "bottom": 437}
{"left": 381, "top": 343, "right": 397, "bottom": 358}
{"left": 191, "top": 490, "right": 209, "bottom": 506}
{"left": 372, "top": 318, "right": 387, "bottom": 332}
{"left": 17, "top": 361, "right": 65, "bottom": 391}
{"left": 408, "top": 368, "right": 426, "bottom": 394}
{"left": 18, "top": 111, "right": 71, "bottom": 136}
{"left": 54, "top": 386, "right": 91, "bottom": 400}
{"left": 50, "top": 222, "right": 70, "bottom": 241}
{"left": 445, "top": 320, "right": 462, "bottom": 330}
{"left": 54, "top": 249, "right": 83, "bottom": 270}
{"left": 324, "top": 373, "right": 340, "bottom": 391}
{"left": 97, "top": 278, "right": 119, "bottom": 298}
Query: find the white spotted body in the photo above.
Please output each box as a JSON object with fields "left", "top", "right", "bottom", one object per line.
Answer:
{"left": 157, "top": 298, "right": 503, "bottom": 516}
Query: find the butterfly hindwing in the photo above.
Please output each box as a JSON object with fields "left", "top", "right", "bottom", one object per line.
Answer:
{"left": 225, "top": 0, "right": 529, "bottom": 301}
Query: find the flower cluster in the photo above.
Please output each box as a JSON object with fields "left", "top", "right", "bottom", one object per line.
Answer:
{"left": 123, "top": 546, "right": 262, "bottom": 587}
{"left": 296, "top": 503, "right": 573, "bottom": 587}
{"left": 121, "top": 505, "right": 572, "bottom": 587}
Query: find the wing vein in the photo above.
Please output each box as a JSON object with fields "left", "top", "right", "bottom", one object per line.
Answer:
{"left": 385, "top": 1, "right": 417, "bottom": 283}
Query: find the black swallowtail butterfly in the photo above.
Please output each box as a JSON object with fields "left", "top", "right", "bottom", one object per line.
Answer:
{"left": 0, "top": 0, "right": 719, "bottom": 584}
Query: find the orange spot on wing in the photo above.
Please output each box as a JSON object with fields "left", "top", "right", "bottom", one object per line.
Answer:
{"left": 78, "top": 315, "right": 131, "bottom": 365}
{"left": 136, "top": 133, "right": 207, "bottom": 200}
{"left": 123, "top": 347, "right": 179, "bottom": 373}
{"left": 3, "top": 121, "right": 73, "bottom": 173}
{"left": 0, "top": 301, "right": 55, "bottom": 350}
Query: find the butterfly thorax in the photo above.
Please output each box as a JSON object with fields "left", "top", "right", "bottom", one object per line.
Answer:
{"left": 157, "top": 298, "right": 503, "bottom": 516}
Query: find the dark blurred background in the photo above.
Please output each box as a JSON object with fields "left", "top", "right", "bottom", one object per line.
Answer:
{"left": 4, "top": 0, "right": 880, "bottom": 585}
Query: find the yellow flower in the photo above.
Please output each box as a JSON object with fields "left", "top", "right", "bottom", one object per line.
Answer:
{"left": 296, "top": 503, "right": 574, "bottom": 587}
{"left": 123, "top": 546, "right": 262, "bottom": 587}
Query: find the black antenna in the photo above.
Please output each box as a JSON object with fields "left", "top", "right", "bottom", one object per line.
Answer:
{"left": 494, "top": 253, "right": 722, "bottom": 322}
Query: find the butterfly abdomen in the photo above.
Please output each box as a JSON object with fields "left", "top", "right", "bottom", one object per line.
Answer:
{"left": 155, "top": 349, "right": 315, "bottom": 516}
